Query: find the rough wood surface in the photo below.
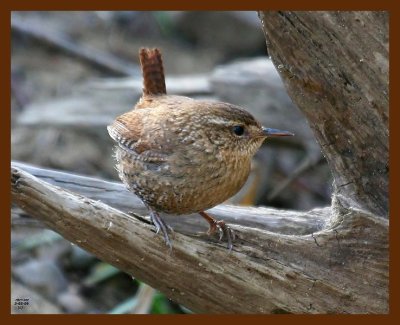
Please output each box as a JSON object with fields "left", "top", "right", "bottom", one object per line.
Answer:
{"left": 11, "top": 161, "right": 328, "bottom": 235}
{"left": 11, "top": 164, "right": 388, "bottom": 313}
{"left": 259, "top": 11, "right": 389, "bottom": 217}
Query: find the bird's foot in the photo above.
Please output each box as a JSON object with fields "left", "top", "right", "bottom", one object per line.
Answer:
{"left": 146, "top": 206, "right": 174, "bottom": 252}
{"left": 199, "top": 211, "right": 235, "bottom": 252}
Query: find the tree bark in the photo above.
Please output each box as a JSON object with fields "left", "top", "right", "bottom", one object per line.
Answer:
{"left": 11, "top": 11, "right": 389, "bottom": 313}
{"left": 11, "top": 161, "right": 328, "bottom": 236}
{"left": 259, "top": 11, "right": 389, "bottom": 218}
{"left": 11, "top": 162, "right": 388, "bottom": 314}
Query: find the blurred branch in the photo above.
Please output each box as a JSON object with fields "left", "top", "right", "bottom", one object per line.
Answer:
{"left": 131, "top": 283, "right": 157, "bottom": 314}
{"left": 108, "top": 283, "right": 156, "bottom": 314}
{"left": 88, "top": 74, "right": 211, "bottom": 96}
{"left": 11, "top": 75, "right": 29, "bottom": 110}
{"left": 268, "top": 154, "right": 325, "bottom": 201}
{"left": 11, "top": 15, "right": 140, "bottom": 77}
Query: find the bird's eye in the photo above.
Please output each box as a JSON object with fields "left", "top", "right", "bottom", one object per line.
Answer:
{"left": 232, "top": 125, "right": 245, "bottom": 136}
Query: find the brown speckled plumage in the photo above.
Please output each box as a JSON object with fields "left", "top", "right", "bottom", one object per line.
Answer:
{"left": 107, "top": 48, "right": 293, "bottom": 251}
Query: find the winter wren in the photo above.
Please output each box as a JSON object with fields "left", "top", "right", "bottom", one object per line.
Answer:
{"left": 107, "top": 48, "right": 293, "bottom": 251}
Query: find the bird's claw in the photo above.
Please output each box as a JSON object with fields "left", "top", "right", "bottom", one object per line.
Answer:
{"left": 148, "top": 208, "right": 173, "bottom": 251}
{"left": 207, "top": 219, "right": 235, "bottom": 252}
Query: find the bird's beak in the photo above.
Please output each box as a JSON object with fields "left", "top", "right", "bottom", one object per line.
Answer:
{"left": 262, "top": 127, "right": 294, "bottom": 137}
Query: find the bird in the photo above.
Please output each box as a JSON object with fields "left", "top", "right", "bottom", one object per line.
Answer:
{"left": 107, "top": 48, "right": 293, "bottom": 251}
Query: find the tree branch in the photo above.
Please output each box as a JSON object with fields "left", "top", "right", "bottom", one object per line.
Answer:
{"left": 11, "top": 164, "right": 388, "bottom": 313}
{"left": 258, "top": 11, "right": 389, "bottom": 217}
{"left": 11, "top": 14, "right": 140, "bottom": 77}
{"left": 11, "top": 161, "right": 327, "bottom": 235}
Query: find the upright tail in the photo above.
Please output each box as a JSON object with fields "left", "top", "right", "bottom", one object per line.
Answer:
{"left": 139, "top": 48, "right": 166, "bottom": 96}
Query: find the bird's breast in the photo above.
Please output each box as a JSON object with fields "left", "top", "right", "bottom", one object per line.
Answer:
{"left": 114, "top": 139, "right": 252, "bottom": 215}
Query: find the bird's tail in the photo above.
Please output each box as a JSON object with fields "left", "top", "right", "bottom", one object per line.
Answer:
{"left": 139, "top": 48, "right": 166, "bottom": 96}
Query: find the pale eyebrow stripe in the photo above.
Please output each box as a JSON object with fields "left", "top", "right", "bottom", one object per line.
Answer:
{"left": 206, "top": 117, "right": 236, "bottom": 126}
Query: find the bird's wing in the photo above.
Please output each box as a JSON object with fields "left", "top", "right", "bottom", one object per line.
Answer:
{"left": 107, "top": 118, "right": 169, "bottom": 163}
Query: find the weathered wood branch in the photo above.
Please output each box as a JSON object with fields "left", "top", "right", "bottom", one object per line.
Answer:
{"left": 11, "top": 161, "right": 328, "bottom": 235}
{"left": 259, "top": 11, "right": 389, "bottom": 217}
{"left": 11, "top": 164, "right": 388, "bottom": 313}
